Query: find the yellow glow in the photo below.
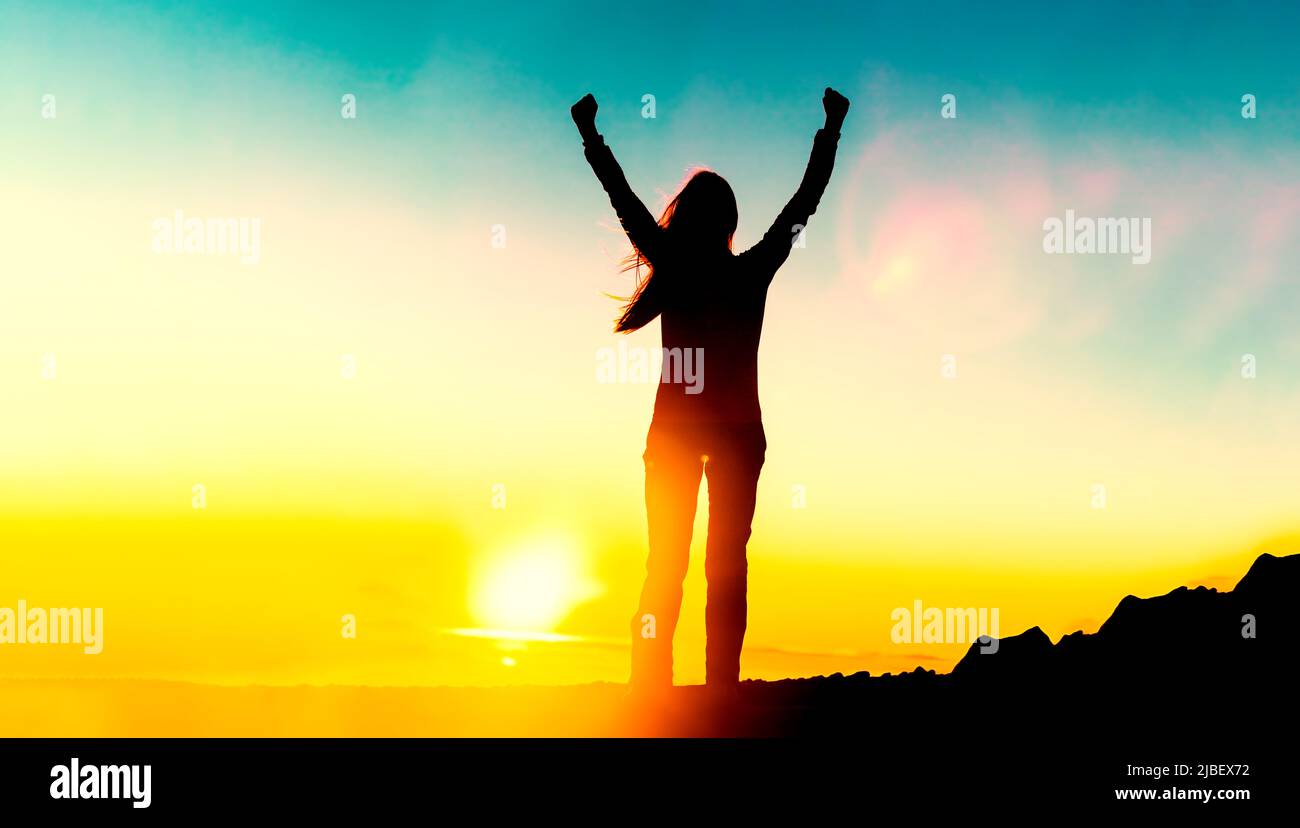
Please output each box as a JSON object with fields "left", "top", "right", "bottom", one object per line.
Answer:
{"left": 446, "top": 628, "right": 584, "bottom": 643}
{"left": 469, "top": 537, "right": 603, "bottom": 633}
{"left": 873, "top": 253, "right": 916, "bottom": 295}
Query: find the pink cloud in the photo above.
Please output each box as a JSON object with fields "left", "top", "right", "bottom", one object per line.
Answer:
{"left": 823, "top": 122, "right": 1300, "bottom": 353}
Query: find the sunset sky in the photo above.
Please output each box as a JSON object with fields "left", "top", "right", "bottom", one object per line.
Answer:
{"left": 1, "top": 0, "right": 1298, "bottom": 701}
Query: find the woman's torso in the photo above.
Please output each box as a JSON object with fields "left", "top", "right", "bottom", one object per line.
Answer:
{"left": 651, "top": 251, "right": 770, "bottom": 426}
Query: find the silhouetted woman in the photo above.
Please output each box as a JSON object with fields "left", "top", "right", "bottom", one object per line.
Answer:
{"left": 572, "top": 88, "right": 849, "bottom": 697}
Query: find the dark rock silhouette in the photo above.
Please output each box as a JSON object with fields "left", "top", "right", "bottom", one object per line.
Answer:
{"left": 951, "top": 625, "right": 1052, "bottom": 680}
{"left": 624, "top": 551, "right": 1295, "bottom": 781}
{"left": 589, "top": 553, "right": 1290, "bottom": 802}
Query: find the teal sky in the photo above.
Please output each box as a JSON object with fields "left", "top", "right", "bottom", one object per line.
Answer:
{"left": 8, "top": 1, "right": 1298, "bottom": 124}
{"left": 162, "top": 0, "right": 1299, "bottom": 120}
{"left": 3, "top": 0, "right": 1298, "bottom": 400}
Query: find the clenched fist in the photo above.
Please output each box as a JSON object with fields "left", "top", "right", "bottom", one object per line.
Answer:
{"left": 571, "top": 93, "right": 598, "bottom": 138}
{"left": 823, "top": 87, "right": 850, "bottom": 130}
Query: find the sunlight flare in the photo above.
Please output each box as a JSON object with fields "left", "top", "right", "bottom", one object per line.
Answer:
{"left": 469, "top": 536, "right": 603, "bottom": 633}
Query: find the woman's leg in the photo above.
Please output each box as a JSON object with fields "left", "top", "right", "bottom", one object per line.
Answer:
{"left": 630, "top": 425, "right": 703, "bottom": 688}
{"left": 702, "top": 424, "right": 767, "bottom": 687}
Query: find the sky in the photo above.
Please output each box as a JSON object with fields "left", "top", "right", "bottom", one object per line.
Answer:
{"left": 1, "top": 0, "right": 1298, "bottom": 699}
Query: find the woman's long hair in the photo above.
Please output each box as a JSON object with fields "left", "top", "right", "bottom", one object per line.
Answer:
{"left": 614, "top": 168, "right": 738, "bottom": 332}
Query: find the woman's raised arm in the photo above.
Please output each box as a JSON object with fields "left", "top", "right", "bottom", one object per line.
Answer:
{"left": 572, "top": 93, "right": 664, "bottom": 262}
{"left": 744, "top": 88, "right": 849, "bottom": 276}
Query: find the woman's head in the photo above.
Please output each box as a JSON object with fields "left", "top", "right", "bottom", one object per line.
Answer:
{"left": 615, "top": 168, "right": 736, "bottom": 332}
{"left": 660, "top": 168, "right": 738, "bottom": 249}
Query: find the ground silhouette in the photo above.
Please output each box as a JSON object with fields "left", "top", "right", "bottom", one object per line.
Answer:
{"left": 4, "top": 553, "right": 1290, "bottom": 747}
{"left": 630, "top": 553, "right": 1293, "bottom": 741}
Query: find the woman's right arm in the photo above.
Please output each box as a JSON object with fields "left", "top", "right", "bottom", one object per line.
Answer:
{"left": 572, "top": 94, "right": 664, "bottom": 262}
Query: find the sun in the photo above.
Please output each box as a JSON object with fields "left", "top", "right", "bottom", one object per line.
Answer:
{"left": 469, "top": 536, "right": 602, "bottom": 633}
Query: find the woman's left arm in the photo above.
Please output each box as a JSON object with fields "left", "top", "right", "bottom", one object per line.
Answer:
{"left": 745, "top": 88, "right": 849, "bottom": 275}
